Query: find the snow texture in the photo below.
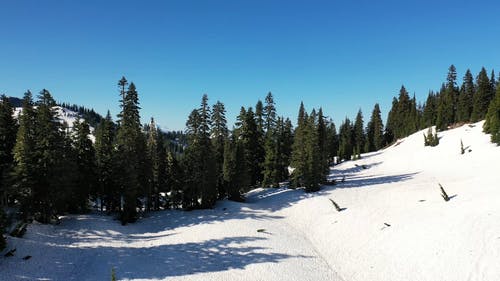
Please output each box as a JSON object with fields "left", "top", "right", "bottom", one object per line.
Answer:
{"left": 1, "top": 121, "right": 499, "bottom": 281}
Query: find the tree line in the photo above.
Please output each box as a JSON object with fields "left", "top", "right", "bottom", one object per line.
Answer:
{"left": 1, "top": 66, "right": 500, "bottom": 249}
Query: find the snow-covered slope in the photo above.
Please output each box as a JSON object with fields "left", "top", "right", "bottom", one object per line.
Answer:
{"left": 13, "top": 106, "right": 95, "bottom": 142}
{"left": 1, "top": 122, "right": 499, "bottom": 281}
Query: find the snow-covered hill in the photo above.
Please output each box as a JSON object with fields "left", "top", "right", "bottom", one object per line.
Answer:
{"left": 13, "top": 106, "right": 95, "bottom": 142}
{"left": 1, "top": 122, "right": 499, "bottom": 281}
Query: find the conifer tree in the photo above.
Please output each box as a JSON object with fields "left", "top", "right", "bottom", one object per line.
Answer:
{"left": 456, "top": 69, "right": 474, "bottom": 122}
{"left": 165, "top": 151, "right": 183, "bottom": 208}
{"left": 0, "top": 95, "right": 17, "bottom": 205}
{"left": 422, "top": 92, "right": 438, "bottom": 128}
{"left": 304, "top": 111, "right": 322, "bottom": 192}
{"left": 115, "top": 80, "right": 143, "bottom": 223}
{"left": 254, "top": 100, "right": 265, "bottom": 184}
{"left": 146, "top": 117, "right": 160, "bottom": 211}
{"left": 316, "top": 108, "right": 329, "bottom": 178}
{"left": 32, "top": 89, "right": 68, "bottom": 222}
{"left": 326, "top": 119, "right": 339, "bottom": 164}
{"left": 211, "top": 101, "right": 228, "bottom": 199}
{"left": 234, "top": 107, "right": 261, "bottom": 187}
{"left": 436, "top": 65, "right": 458, "bottom": 130}
{"left": 95, "top": 111, "right": 116, "bottom": 212}
{"left": 183, "top": 95, "right": 217, "bottom": 209}
{"left": 290, "top": 102, "right": 308, "bottom": 187}
{"left": 338, "top": 118, "right": 353, "bottom": 161}
{"left": 223, "top": 134, "right": 247, "bottom": 201}
{"left": 353, "top": 109, "right": 365, "bottom": 154}
{"left": 71, "top": 118, "right": 96, "bottom": 212}
{"left": 366, "top": 103, "right": 384, "bottom": 152}
{"left": 13, "top": 91, "right": 37, "bottom": 218}
{"left": 484, "top": 85, "right": 500, "bottom": 144}
{"left": 471, "top": 67, "right": 492, "bottom": 122}
{"left": 262, "top": 93, "right": 279, "bottom": 188}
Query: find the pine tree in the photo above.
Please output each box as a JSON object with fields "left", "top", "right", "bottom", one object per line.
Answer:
{"left": 290, "top": 102, "right": 308, "bottom": 187}
{"left": 436, "top": 65, "right": 458, "bottom": 130}
{"left": 0, "top": 95, "right": 17, "bottom": 206}
{"left": 146, "top": 118, "right": 160, "bottom": 211}
{"left": 422, "top": 92, "right": 438, "bottom": 128}
{"left": 316, "top": 108, "right": 329, "bottom": 179}
{"left": 71, "top": 118, "right": 96, "bottom": 213}
{"left": 338, "top": 118, "right": 353, "bottom": 161}
{"left": 183, "top": 95, "right": 217, "bottom": 209}
{"left": 353, "top": 109, "right": 365, "bottom": 154}
{"left": 115, "top": 80, "right": 144, "bottom": 224}
{"left": 304, "top": 111, "right": 322, "bottom": 192}
{"left": 95, "top": 111, "right": 116, "bottom": 212}
{"left": 471, "top": 67, "right": 492, "bottom": 122}
{"left": 456, "top": 69, "right": 474, "bottom": 122}
{"left": 366, "top": 103, "right": 384, "bottom": 152}
{"left": 484, "top": 85, "right": 500, "bottom": 144}
{"left": 32, "top": 89, "right": 68, "bottom": 222}
{"left": 262, "top": 93, "right": 278, "bottom": 188}
{"left": 223, "top": 134, "right": 247, "bottom": 201}
{"left": 211, "top": 101, "right": 228, "bottom": 199}
{"left": 165, "top": 151, "right": 183, "bottom": 208}
{"left": 13, "top": 91, "right": 37, "bottom": 218}
{"left": 326, "top": 119, "right": 338, "bottom": 164}
{"left": 254, "top": 100, "right": 265, "bottom": 185}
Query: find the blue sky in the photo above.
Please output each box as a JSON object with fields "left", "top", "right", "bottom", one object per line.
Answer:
{"left": 1, "top": 0, "right": 500, "bottom": 130}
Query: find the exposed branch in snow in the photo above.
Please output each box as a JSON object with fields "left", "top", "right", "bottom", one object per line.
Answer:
{"left": 439, "top": 183, "right": 450, "bottom": 201}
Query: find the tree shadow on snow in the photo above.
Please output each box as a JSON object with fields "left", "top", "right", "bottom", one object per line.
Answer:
{"left": 9, "top": 236, "right": 305, "bottom": 281}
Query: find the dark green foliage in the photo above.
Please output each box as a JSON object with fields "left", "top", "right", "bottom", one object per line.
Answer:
{"left": 325, "top": 119, "right": 338, "bottom": 164}
{"left": 0, "top": 95, "right": 18, "bottom": 206}
{"left": 436, "top": 65, "right": 459, "bottom": 130}
{"left": 290, "top": 104, "right": 324, "bottom": 192}
{"left": 28, "top": 89, "right": 70, "bottom": 222}
{"left": 223, "top": 135, "right": 248, "bottom": 201}
{"left": 234, "top": 107, "right": 262, "bottom": 188}
{"left": 366, "top": 103, "right": 384, "bottom": 152}
{"left": 95, "top": 111, "right": 117, "bottom": 212}
{"left": 71, "top": 118, "right": 96, "bottom": 213}
{"left": 262, "top": 93, "right": 278, "bottom": 188}
{"left": 254, "top": 100, "right": 265, "bottom": 185}
{"left": 484, "top": 84, "right": 500, "bottom": 144}
{"left": 337, "top": 118, "right": 353, "bottom": 161}
{"left": 422, "top": 92, "right": 438, "bottom": 128}
{"left": 182, "top": 95, "right": 217, "bottom": 209}
{"left": 471, "top": 67, "right": 493, "bottom": 122}
{"left": 316, "top": 108, "right": 329, "bottom": 180}
{"left": 13, "top": 92, "right": 37, "bottom": 219}
{"left": 456, "top": 70, "right": 474, "bottom": 122}
{"left": 353, "top": 109, "right": 365, "bottom": 154}
{"left": 165, "top": 151, "right": 183, "bottom": 208}
{"left": 115, "top": 79, "right": 144, "bottom": 224}
{"left": 211, "top": 101, "right": 228, "bottom": 199}
{"left": 385, "top": 86, "right": 419, "bottom": 142}
{"left": 424, "top": 127, "right": 439, "bottom": 147}
{"left": 146, "top": 117, "right": 162, "bottom": 211}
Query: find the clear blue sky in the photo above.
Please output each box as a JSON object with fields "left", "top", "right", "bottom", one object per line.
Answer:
{"left": 1, "top": 0, "right": 500, "bottom": 131}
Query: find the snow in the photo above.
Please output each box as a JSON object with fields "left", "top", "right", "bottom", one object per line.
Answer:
{"left": 13, "top": 106, "right": 95, "bottom": 142}
{"left": 2, "top": 121, "right": 500, "bottom": 281}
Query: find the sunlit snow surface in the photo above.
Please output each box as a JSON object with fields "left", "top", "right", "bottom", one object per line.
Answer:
{"left": 2, "top": 121, "right": 500, "bottom": 281}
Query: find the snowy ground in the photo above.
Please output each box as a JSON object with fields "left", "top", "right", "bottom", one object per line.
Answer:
{"left": 2, "top": 121, "right": 500, "bottom": 281}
